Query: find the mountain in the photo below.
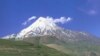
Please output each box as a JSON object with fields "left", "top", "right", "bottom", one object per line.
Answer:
{"left": 17, "top": 17, "right": 62, "bottom": 39}
{"left": 1, "top": 17, "right": 100, "bottom": 56}
{"left": 16, "top": 17, "right": 100, "bottom": 44}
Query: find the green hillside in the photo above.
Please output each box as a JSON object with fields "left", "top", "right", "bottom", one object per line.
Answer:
{"left": 23, "top": 36, "right": 100, "bottom": 56}
{"left": 2, "top": 36, "right": 100, "bottom": 56}
{"left": 0, "top": 39, "right": 69, "bottom": 56}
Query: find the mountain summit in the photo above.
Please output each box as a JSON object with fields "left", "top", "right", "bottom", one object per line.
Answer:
{"left": 14, "top": 17, "right": 98, "bottom": 43}
{"left": 17, "top": 17, "right": 62, "bottom": 38}
{"left": 2, "top": 16, "right": 98, "bottom": 42}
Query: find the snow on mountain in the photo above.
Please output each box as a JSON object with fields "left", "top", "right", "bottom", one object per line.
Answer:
{"left": 17, "top": 17, "right": 70, "bottom": 38}
{"left": 1, "top": 16, "right": 97, "bottom": 43}
{"left": 17, "top": 17, "right": 66, "bottom": 39}
{"left": 16, "top": 16, "right": 92, "bottom": 42}
{"left": 2, "top": 34, "right": 16, "bottom": 39}
{"left": 1, "top": 16, "right": 72, "bottom": 40}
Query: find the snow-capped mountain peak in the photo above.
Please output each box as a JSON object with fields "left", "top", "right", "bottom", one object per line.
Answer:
{"left": 2, "top": 16, "right": 98, "bottom": 44}
{"left": 17, "top": 17, "right": 61, "bottom": 38}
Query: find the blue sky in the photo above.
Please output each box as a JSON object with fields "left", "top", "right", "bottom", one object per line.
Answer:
{"left": 0, "top": 0, "right": 100, "bottom": 37}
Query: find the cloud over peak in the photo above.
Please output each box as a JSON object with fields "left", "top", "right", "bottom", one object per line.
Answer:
{"left": 53, "top": 17, "right": 72, "bottom": 24}
{"left": 22, "top": 16, "right": 72, "bottom": 25}
{"left": 22, "top": 16, "right": 37, "bottom": 25}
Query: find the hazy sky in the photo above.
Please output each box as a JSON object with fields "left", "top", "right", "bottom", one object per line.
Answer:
{"left": 0, "top": 0, "right": 100, "bottom": 37}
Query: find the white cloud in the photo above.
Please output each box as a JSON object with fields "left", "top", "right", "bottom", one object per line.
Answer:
{"left": 22, "top": 16, "right": 37, "bottom": 25}
{"left": 39, "top": 16, "right": 72, "bottom": 24}
{"left": 78, "top": 0, "right": 99, "bottom": 16}
{"left": 53, "top": 17, "right": 72, "bottom": 24}
{"left": 88, "top": 9, "right": 97, "bottom": 15}
{"left": 28, "top": 16, "right": 37, "bottom": 21}
{"left": 79, "top": 8, "right": 98, "bottom": 15}
{"left": 22, "top": 21, "right": 27, "bottom": 25}
{"left": 22, "top": 16, "right": 72, "bottom": 25}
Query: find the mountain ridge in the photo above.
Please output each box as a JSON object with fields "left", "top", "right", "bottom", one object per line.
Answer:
{"left": 1, "top": 16, "right": 100, "bottom": 56}
{"left": 2, "top": 17, "right": 99, "bottom": 43}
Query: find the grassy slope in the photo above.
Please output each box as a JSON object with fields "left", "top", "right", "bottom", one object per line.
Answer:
{"left": 45, "top": 39, "right": 100, "bottom": 56}
{"left": 23, "top": 36, "right": 100, "bottom": 56}
{"left": 0, "top": 39, "right": 69, "bottom": 56}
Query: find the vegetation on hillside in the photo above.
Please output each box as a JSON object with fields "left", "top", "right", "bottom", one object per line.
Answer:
{"left": 0, "top": 39, "right": 69, "bottom": 56}
{"left": 23, "top": 36, "right": 100, "bottom": 56}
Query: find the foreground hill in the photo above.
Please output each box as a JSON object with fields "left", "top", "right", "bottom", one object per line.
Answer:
{"left": 23, "top": 36, "right": 100, "bottom": 56}
{"left": 0, "top": 39, "right": 69, "bottom": 56}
